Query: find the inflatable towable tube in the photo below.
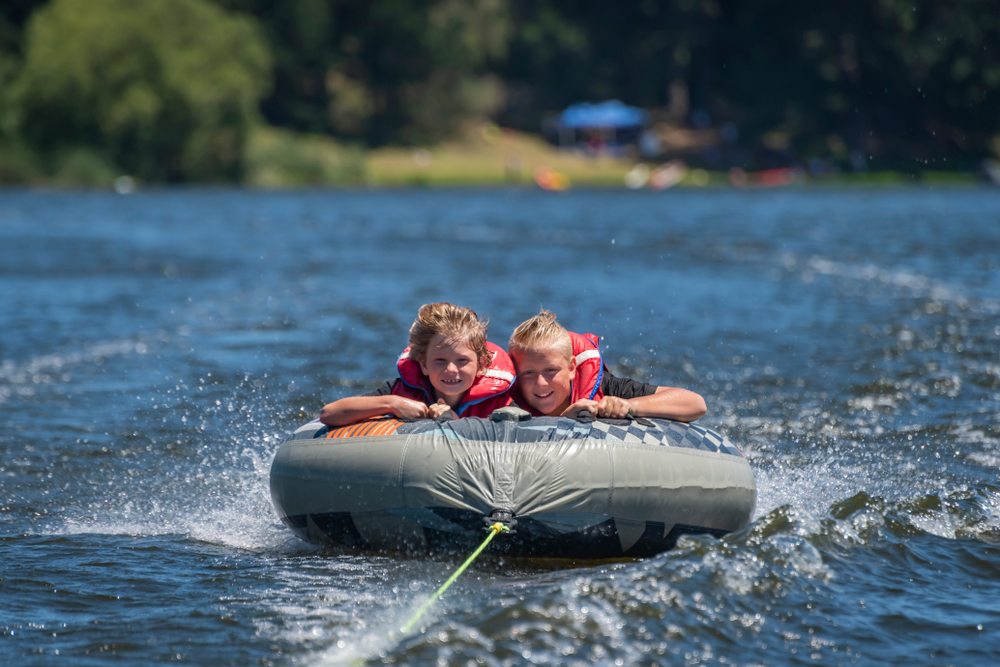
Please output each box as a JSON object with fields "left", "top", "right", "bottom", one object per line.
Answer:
{"left": 269, "top": 409, "right": 756, "bottom": 559}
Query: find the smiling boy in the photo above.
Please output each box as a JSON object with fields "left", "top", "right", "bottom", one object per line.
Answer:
{"left": 508, "top": 309, "right": 706, "bottom": 421}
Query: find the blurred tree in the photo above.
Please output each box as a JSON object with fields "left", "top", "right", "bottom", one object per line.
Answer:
{"left": 2, "top": 0, "right": 997, "bottom": 175}
{"left": 0, "top": 2, "right": 46, "bottom": 127}
{"left": 12, "top": 0, "right": 272, "bottom": 182}
{"left": 715, "top": 0, "right": 1000, "bottom": 169}
{"left": 218, "top": 0, "right": 510, "bottom": 145}
{"left": 497, "top": 0, "right": 698, "bottom": 131}
{"left": 0, "top": 1, "right": 50, "bottom": 181}
{"left": 496, "top": 0, "right": 999, "bottom": 170}
{"left": 0, "top": 1, "right": 46, "bottom": 52}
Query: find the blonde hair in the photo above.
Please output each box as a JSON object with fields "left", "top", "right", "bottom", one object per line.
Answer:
{"left": 408, "top": 302, "right": 491, "bottom": 368}
{"left": 508, "top": 309, "right": 572, "bottom": 359}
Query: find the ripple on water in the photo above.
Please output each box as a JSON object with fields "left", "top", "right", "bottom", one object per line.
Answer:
{"left": 3, "top": 189, "right": 1000, "bottom": 666}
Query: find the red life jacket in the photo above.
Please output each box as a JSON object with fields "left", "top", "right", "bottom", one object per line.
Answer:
{"left": 512, "top": 331, "right": 606, "bottom": 416}
{"left": 391, "top": 341, "right": 514, "bottom": 417}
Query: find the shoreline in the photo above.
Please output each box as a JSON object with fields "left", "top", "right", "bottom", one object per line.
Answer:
{"left": 0, "top": 171, "right": 991, "bottom": 192}
{"left": 6, "top": 125, "right": 994, "bottom": 191}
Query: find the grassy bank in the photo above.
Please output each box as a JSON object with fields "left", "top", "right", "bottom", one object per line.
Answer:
{"left": 243, "top": 123, "right": 633, "bottom": 188}
{"left": 2, "top": 124, "right": 990, "bottom": 189}
{"left": 238, "top": 124, "right": 993, "bottom": 190}
{"left": 364, "top": 124, "right": 632, "bottom": 187}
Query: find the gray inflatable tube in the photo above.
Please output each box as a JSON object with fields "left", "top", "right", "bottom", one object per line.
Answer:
{"left": 270, "top": 410, "right": 756, "bottom": 559}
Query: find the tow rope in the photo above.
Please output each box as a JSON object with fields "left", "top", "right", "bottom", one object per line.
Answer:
{"left": 399, "top": 522, "right": 510, "bottom": 634}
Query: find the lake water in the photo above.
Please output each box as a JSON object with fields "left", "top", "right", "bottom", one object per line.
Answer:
{"left": 1, "top": 186, "right": 999, "bottom": 666}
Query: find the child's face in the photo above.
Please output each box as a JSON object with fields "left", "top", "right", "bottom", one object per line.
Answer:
{"left": 511, "top": 346, "right": 577, "bottom": 416}
{"left": 418, "top": 334, "right": 481, "bottom": 406}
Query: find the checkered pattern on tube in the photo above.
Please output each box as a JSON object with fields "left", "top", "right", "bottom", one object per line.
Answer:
{"left": 588, "top": 419, "right": 744, "bottom": 458}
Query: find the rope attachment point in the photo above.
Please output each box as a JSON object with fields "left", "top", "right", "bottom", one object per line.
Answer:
{"left": 398, "top": 512, "right": 513, "bottom": 635}
{"left": 483, "top": 508, "right": 517, "bottom": 532}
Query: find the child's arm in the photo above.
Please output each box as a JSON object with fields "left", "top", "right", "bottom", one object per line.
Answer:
{"left": 617, "top": 386, "right": 706, "bottom": 422}
{"left": 320, "top": 394, "right": 430, "bottom": 426}
{"left": 563, "top": 373, "right": 707, "bottom": 422}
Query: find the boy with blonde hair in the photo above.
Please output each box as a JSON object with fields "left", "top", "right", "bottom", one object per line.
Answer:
{"left": 508, "top": 309, "right": 706, "bottom": 421}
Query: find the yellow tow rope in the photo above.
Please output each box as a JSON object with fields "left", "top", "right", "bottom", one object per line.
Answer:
{"left": 399, "top": 522, "right": 510, "bottom": 634}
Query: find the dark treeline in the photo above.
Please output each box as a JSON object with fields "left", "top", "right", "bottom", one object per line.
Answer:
{"left": 1, "top": 0, "right": 997, "bottom": 182}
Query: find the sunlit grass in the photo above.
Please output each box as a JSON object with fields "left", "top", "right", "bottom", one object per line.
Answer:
{"left": 245, "top": 124, "right": 987, "bottom": 190}
{"left": 364, "top": 123, "right": 633, "bottom": 187}
{"left": 244, "top": 126, "right": 365, "bottom": 187}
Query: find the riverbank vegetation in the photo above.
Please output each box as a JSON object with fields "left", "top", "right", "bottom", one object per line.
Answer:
{"left": 1, "top": 0, "right": 997, "bottom": 187}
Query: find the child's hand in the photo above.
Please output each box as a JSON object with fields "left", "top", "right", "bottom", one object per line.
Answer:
{"left": 562, "top": 397, "right": 634, "bottom": 419}
{"left": 561, "top": 399, "right": 599, "bottom": 418}
{"left": 391, "top": 396, "right": 431, "bottom": 420}
{"left": 597, "top": 396, "right": 634, "bottom": 419}
{"left": 427, "top": 399, "right": 456, "bottom": 420}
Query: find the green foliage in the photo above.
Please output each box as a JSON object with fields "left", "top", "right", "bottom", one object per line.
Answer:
{"left": 220, "top": 0, "right": 510, "bottom": 145}
{"left": 0, "top": 3, "right": 47, "bottom": 181}
{"left": 0, "top": 1, "right": 47, "bottom": 56}
{"left": 498, "top": 1, "right": 704, "bottom": 129}
{"left": 12, "top": 0, "right": 272, "bottom": 182}
{"left": 50, "top": 147, "right": 120, "bottom": 186}
{"left": 0, "top": 140, "right": 42, "bottom": 183}
{"left": 1, "top": 0, "right": 997, "bottom": 180}
{"left": 497, "top": 0, "right": 1000, "bottom": 169}
{"left": 716, "top": 0, "right": 1000, "bottom": 167}
{"left": 244, "top": 125, "right": 365, "bottom": 186}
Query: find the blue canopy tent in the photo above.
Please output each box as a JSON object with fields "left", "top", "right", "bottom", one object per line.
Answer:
{"left": 545, "top": 100, "right": 650, "bottom": 149}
